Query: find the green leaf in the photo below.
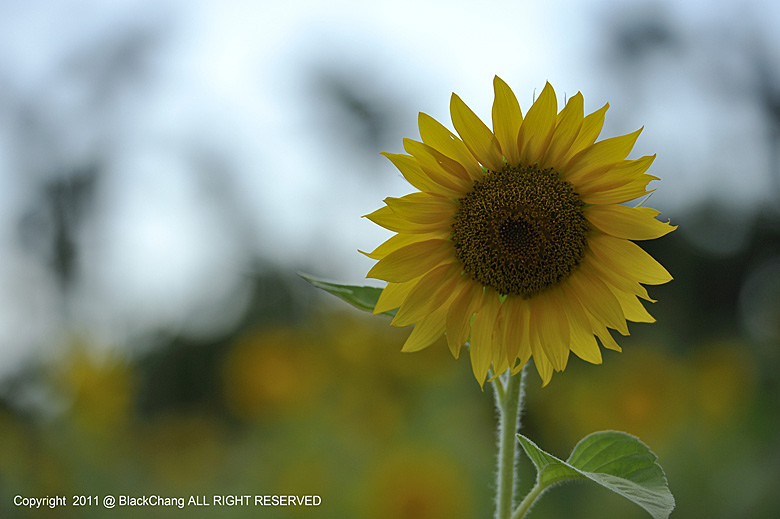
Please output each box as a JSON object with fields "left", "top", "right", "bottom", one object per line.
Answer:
{"left": 517, "top": 431, "right": 675, "bottom": 519}
{"left": 298, "top": 272, "right": 396, "bottom": 317}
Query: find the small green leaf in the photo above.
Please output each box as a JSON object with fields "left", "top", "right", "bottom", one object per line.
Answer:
{"left": 298, "top": 272, "right": 396, "bottom": 317}
{"left": 517, "top": 431, "right": 675, "bottom": 519}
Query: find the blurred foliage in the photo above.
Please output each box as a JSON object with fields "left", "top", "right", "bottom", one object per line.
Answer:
{"left": 1, "top": 2, "right": 779, "bottom": 517}
{"left": 0, "top": 206, "right": 779, "bottom": 518}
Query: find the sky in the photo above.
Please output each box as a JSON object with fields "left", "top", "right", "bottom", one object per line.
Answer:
{"left": 0, "top": 0, "right": 778, "bottom": 375}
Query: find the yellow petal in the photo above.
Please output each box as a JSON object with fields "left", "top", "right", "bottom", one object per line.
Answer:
{"left": 532, "top": 346, "right": 554, "bottom": 386}
{"left": 585, "top": 204, "right": 676, "bottom": 241}
{"left": 367, "top": 239, "right": 453, "bottom": 282}
{"left": 527, "top": 297, "right": 554, "bottom": 386}
{"left": 360, "top": 229, "right": 450, "bottom": 260}
{"left": 517, "top": 82, "right": 557, "bottom": 165}
{"left": 511, "top": 357, "right": 529, "bottom": 376}
{"left": 491, "top": 346, "right": 510, "bottom": 380}
{"left": 558, "top": 102, "right": 609, "bottom": 165}
{"left": 635, "top": 207, "right": 661, "bottom": 218}
{"left": 403, "top": 138, "right": 472, "bottom": 194}
{"left": 380, "top": 152, "right": 445, "bottom": 195}
{"left": 362, "top": 205, "right": 403, "bottom": 232}
{"left": 589, "top": 233, "right": 673, "bottom": 285}
{"left": 501, "top": 296, "right": 528, "bottom": 362}
{"left": 418, "top": 112, "right": 482, "bottom": 181}
{"left": 491, "top": 76, "right": 523, "bottom": 165}
{"left": 374, "top": 278, "right": 420, "bottom": 314}
{"left": 541, "top": 92, "right": 583, "bottom": 169}
{"left": 488, "top": 298, "right": 511, "bottom": 377}
{"left": 469, "top": 289, "right": 502, "bottom": 387}
{"left": 401, "top": 302, "right": 448, "bottom": 353}
{"left": 385, "top": 192, "right": 458, "bottom": 225}
{"left": 489, "top": 299, "right": 510, "bottom": 378}
{"left": 446, "top": 280, "right": 484, "bottom": 359}
{"left": 576, "top": 155, "right": 656, "bottom": 195}
{"left": 564, "top": 128, "right": 643, "bottom": 183}
{"left": 566, "top": 263, "right": 629, "bottom": 335}
{"left": 558, "top": 283, "right": 602, "bottom": 364}
{"left": 607, "top": 284, "right": 656, "bottom": 323}
{"left": 585, "top": 252, "right": 655, "bottom": 302}
{"left": 587, "top": 315, "right": 622, "bottom": 352}
{"left": 513, "top": 301, "right": 532, "bottom": 369}
{"left": 450, "top": 93, "right": 504, "bottom": 171}
{"left": 581, "top": 183, "right": 656, "bottom": 206}
{"left": 535, "top": 290, "right": 570, "bottom": 372}
{"left": 506, "top": 296, "right": 533, "bottom": 372}
{"left": 392, "top": 263, "right": 459, "bottom": 326}
{"left": 403, "top": 137, "right": 472, "bottom": 183}
{"left": 363, "top": 205, "right": 450, "bottom": 234}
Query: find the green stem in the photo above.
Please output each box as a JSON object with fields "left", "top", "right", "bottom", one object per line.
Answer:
{"left": 511, "top": 481, "right": 544, "bottom": 519}
{"left": 492, "top": 366, "right": 526, "bottom": 519}
{"left": 492, "top": 370, "right": 506, "bottom": 403}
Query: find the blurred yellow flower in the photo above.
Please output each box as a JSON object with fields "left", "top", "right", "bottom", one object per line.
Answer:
{"left": 221, "top": 328, "right": 320, "bottom": 420}
{"left": 361, "top": 447, "right": 473, "bottom": 519}
{"left": 323, "top": 311, "right": 453, "bottom": 383}
{"left": 534, "top": 346, "right": 687, "bottom": 448}
{"left": 690, "top": 341, "right": 756, "bottom": 427}
{"left": 56, "top": 345, "right": 135, "bottom": 434}
{"left": 0, "top": 409, "right": 34, "bottom": 484}
{"left": 365, "top": 77, "right": 675, "bottom": 386}
{"left": 141, "top": 412, "right": 226, "bottom": 488}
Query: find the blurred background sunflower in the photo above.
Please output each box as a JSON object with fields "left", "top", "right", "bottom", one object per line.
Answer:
{"left": 0, "top": 0, "right": 778, "bottom": 518}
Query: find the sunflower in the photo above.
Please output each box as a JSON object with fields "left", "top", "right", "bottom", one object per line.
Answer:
{"left": 363, "top": 77, "right": 675, "bottom": 387}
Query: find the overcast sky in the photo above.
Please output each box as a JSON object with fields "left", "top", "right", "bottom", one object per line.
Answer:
{"left": 0, "top": 0, "right": 778, "bottom": 375}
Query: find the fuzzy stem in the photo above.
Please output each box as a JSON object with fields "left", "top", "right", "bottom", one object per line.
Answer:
{"left": 493, "top": 365, "right": 526, "bottom": 519}
{"left": 511, "top": 480, "right": 544, "bottom": 519}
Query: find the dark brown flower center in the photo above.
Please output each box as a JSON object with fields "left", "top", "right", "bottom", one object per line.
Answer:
{"left": 451, "top": 163, "right": 589, "bottom": 298}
